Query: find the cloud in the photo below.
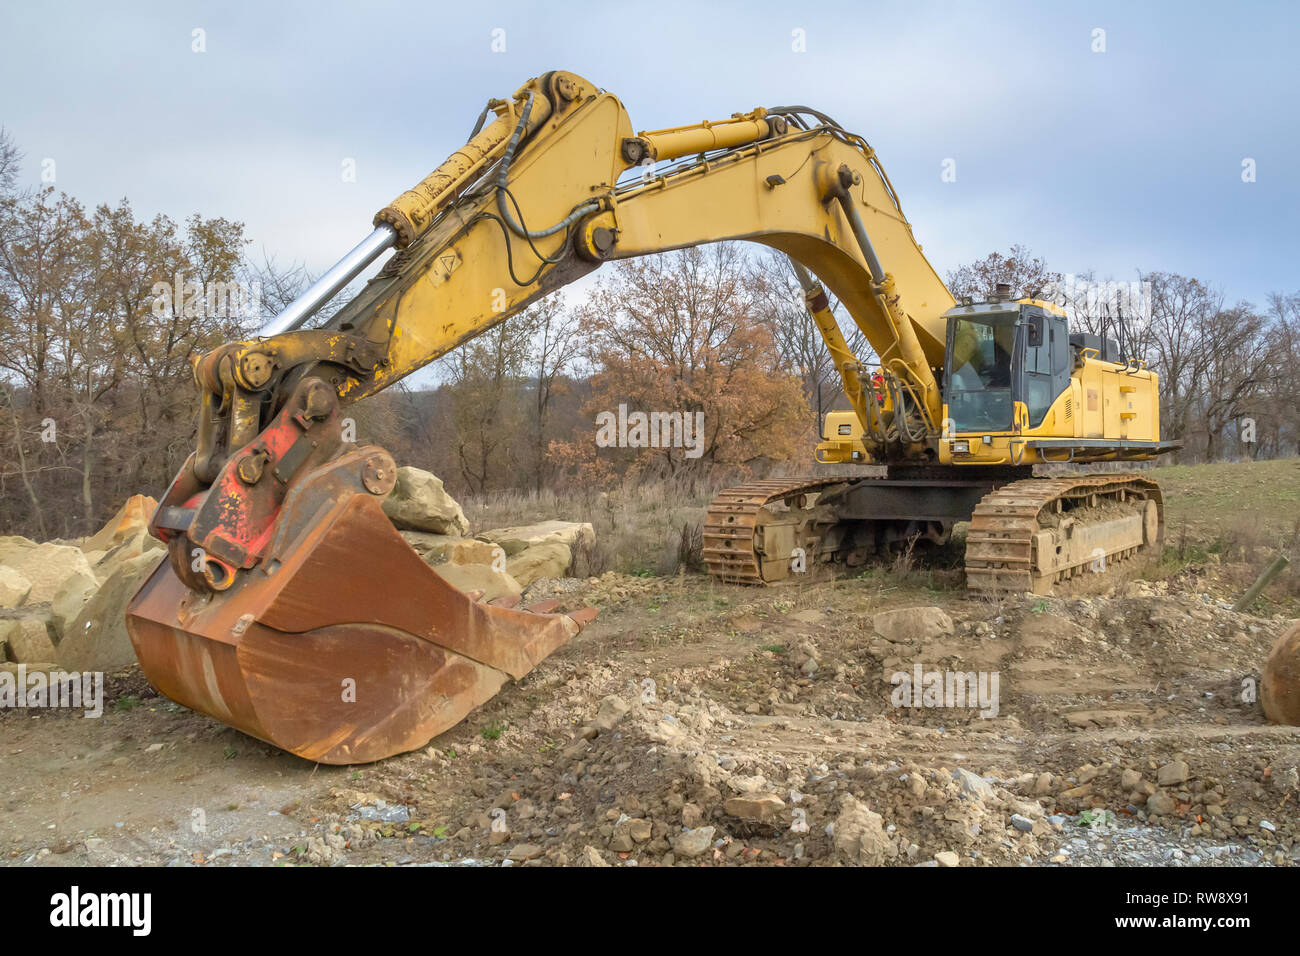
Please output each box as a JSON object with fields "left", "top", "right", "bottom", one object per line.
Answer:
{"left": 1, "top": 0, "right": 1295, "bottom": 308}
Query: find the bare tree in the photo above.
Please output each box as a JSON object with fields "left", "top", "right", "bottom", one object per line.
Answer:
{"left": 0, "top": 126, "right": 22, "bottom": 195}
{"left": 749, "top": 252, "right": 838, "bottom": 428}
{"left": 1194, "top": 302, "right": 1274, "bottom": 460}
{"left": 528, "top": 294, "right": 583, "bottom": 491}
{"left": 1140, "top": 272, "right": 1223, "bottom": 449}
{"left": 946, "top": 244, "right": 1061, "bottom": 301}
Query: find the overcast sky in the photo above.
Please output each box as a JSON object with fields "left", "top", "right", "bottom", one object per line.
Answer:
{"left": 2, "top": 0, "right": 1296, "bottom": 312}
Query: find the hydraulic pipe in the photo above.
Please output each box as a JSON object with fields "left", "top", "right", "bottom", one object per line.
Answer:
{"left": 375, "top": 93, "right": 554, "bottom": 246}
{"left": 257, "top": 224, "right": 397, "bottom": 337}
{"left": 828, "top": 165, "right": 939, "bottom": 431}
{"left": 640, "top": 114, "right": 775, "bottom": 162}
{"left": 787, "top": 258, "right": 880, "bottom": 446}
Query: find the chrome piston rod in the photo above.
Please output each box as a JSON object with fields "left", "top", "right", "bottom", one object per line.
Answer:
{"left": 257, "top": 223, "right": 398, "bottom": 337}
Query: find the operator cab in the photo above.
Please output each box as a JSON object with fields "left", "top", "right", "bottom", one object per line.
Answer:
{"left": 942, "top": 293, "right": 1070, "bottom": 433}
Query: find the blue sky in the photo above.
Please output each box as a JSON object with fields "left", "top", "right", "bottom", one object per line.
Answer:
{"left": 2, "top": 0, "right": 1296, "bottom": 309}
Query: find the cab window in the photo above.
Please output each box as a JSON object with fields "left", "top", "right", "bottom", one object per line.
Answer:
{"left": 946, "top": 312, "right": 1016, "bottom": 431}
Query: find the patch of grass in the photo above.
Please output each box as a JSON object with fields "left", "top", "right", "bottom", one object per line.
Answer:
{"left": 1076, "top": 808, "right": 1115, "bottom": 828}
{"left": 459, "top": 474, "right": 716, "bottom": 576}
{"left": 113, "top": 695, "right": 141, "bottom": 712}
{"left": 481, "top": 721, "right": 506, "bottom": 741}
{"left": 760, "top": 644, "right": 787, "bottom": 654}
{"left": 1157, "top": 458, "right": 1300, "bottom": 549}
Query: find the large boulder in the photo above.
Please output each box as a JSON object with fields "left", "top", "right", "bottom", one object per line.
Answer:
{"left": 400, "top": 531, "right": 467, "bottom": 564}
{"left": 0, "top": 566, "right": 32, "bottom": 608}
{"left": 90, "top": 526, "right": 165, "bottom": 580}
{"left": 507, "top": 541, "right": 573, "bottom": 588}
{"left": 1262, "top": 621, "right": 1300, "bottom": 726}
{"left": 382, "top": 467, "right": 470, "bottom": 536}
{"left": 51, "top": 569, "right": 100, "bottom": 641}
{"left": 451, "top": 540, "right": 506, "bottom": 567}
{"left": 1, "top": 613, "right": 57, "bottom": 663}
{"left": 58, "top": 551, "right": 164, "bottom": 671}
{"left": 479, "top": 521, "right": 594, "bottom": 557}
{"left": 872, "top": 606, "right": 954, "bottom": 642}
{"left": 3, "top": 543, "right": 95, "bottom": 605}
{"left": 82, "top": 494, "right": 158, "bottom": 553}
{"left": 431, "top": 563, "right": 522, "bottom": 605}
{"left": 0, "top": 535, "right": 37, "bottom": 564}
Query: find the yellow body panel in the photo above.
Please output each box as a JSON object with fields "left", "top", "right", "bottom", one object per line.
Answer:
{"left": 818, "top": 356, "right": 1161, "bottom": 466}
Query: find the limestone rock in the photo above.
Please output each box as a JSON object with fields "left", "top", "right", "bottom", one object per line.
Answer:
{"left": 1, "top": 614, "right": 57, "bottom": 663}
{"left": 591, "top": 695, "right": 631, "bottom": 733}
{"left": 5, "top": 543, "right": 95, "bottom": 605}
{"left": 1146, "top": 792, "right": 1177, "bottom": 816}
{"left": 91, "top": 527, "right": 164, "bottom": 579}
{"left": 0, "top": 535, "right": 36, "bottom": 564}
{"left": 953, "top": 767, "right": 997, "bottom": 803}
{"left": 834, "top": 794, "right": 893, "bottom": 864}
{"left": 872, "top": 606, "right": 954, "bottom": 642}
{"left": 431, "top": 563, "right": 522, "bottom": 604}
{"left": 507, "top": 843, "right": 543, "bottom": 862}
{"left": 51, "top": 570, "right": 100, "bottom": 641}
{"left": 671, "top": 826, "right": 715, "bottom": 859}
{"left": 479, "top": 521, "right": 594, "bottom": 557}
{"left": 400, "top": 532, "right": 466, "bottom": 564}
{"left": 506, "top": 541, "right": 573, "bottom": 588}
{"left": 578, "top": 845, "right": 610, "bottom": 867}
{"left": 381, "top": 467, "right": 470, "bottom": 536}
{"left": 1156, "top": 760, "right": 1190, "bottom": 786}
{"left": 450, "top": 539, "right": 506, "bottom": 567}
{"left": 82, "top": 495, "right": 158, "bottom": 553}
{"left": 0, "top": 566, "right": 32, "bottom": 609}
{"left": 609, "top": 818, "right": 652, "bottom": 851}
{"left": 59, "top": 551, "right": 164, "bottom": 671}
{"left": 724, "top": 794, "right": 786, "bottom": 823}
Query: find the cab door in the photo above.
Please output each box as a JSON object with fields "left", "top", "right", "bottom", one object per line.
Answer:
{"left": 1016, "top": 311, "right": 1069, "bottom": 427}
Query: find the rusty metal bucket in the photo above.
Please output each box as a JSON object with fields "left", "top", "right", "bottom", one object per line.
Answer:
{"left": 125, "top": 446, "right": 594, "bottom": 765}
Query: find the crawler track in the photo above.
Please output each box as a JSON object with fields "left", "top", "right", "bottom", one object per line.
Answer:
{"left": 702, "top": 477, "right": 844, "bottom": 584}
{"left": 704, "top": 472, "right": 1164, "bottom": 593}
{"left": 965, "top": 474, "right": 1163, "bottom": 593}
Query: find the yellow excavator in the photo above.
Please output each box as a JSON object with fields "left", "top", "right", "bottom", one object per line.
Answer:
{"left": 125, "top": 70, "right": 1177, "bottom": 764}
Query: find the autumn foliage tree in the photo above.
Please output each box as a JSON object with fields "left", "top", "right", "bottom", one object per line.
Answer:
{"left": 0, "top": 130, "right": 256, "bottom": 537}
{"left": 550, "top": 244, "right": 810, "bottom": 484}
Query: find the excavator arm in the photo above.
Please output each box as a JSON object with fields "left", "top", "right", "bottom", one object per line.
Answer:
{"left": 210, "top": 70, "right": 953, "bottom": 449}
{"left": 125, "top": 70, "right": 957, "bottom": 764}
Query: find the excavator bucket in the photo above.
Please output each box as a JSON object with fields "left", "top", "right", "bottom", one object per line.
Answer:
{"left": 125, "top": 434, "right": 595, "bottom": 765}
